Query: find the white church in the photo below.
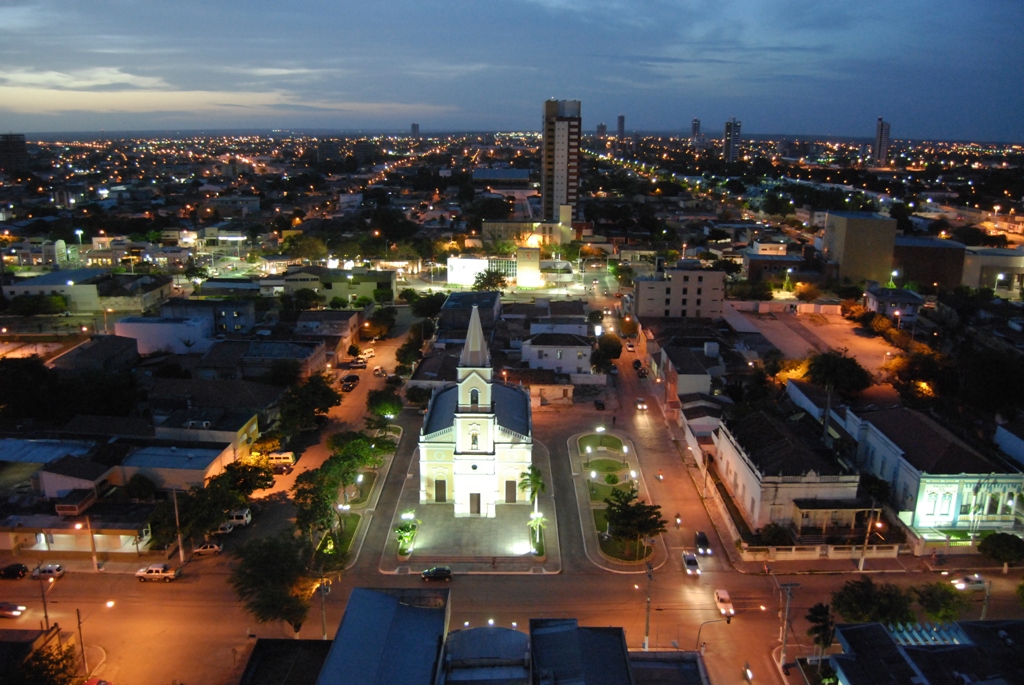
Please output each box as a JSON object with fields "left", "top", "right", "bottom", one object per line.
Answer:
{"left": 419, "top": 305, "right": 534, "bottom": 517}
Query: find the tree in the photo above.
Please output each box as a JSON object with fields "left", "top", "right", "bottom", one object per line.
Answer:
{"left": 472, "top": 269, "right": 507, "bottom": 292}
{"left": 8, "top": 294, "right": 67, "bottom": 316}
{"left": 347, "top": 343, "right": 361, "bottom": 357}
{"left": 807, "top": 350, "right": 872, "bottom": 397}
{"left": 519, "top": 465, "right": 545, "bottom": 515}
{"left": 831, "top": 576, "right": 914, "bottom": 624}
{"left": 279, "top": 373, "right": 341, "bottom": 436}
{"left": 125, "top": 473, "right": 157, "bottom": 501}
{"left": 978, "top": 532, "right": 1024, "bottom": 574}
{"left": 758, "top": 522, "right": 792, "bottom": 546}
{"left": 587, "top": 310, "right": 604, "bottom": 325}
{"left": 604, "top": 486, "right": 667, "bottom": 559}
{"left": 859, "top": 473, "right": 892, "bottom": 504}
{"left": 183, "top": 258, "right": 209, "bottom": 282}
{"left": 329, "top": 296, "right": 347, "bottom": 309}
{"left": 252, "top": 432, "right": 282, "bottom": 456}
{"left": 411, "top": 292, "right": 447, "bottom": 318}
{"left": 219, "top": 461, "right": 275, "bottom": 498}
{"left": 293, "top": 288, "right": 325, "bottom": 310}
{"left": 366, "top": 388, "right": 403, "bottom": 419}
{"left": 399, "top": 288, "right": 418, "bottom": 302}
{"left": 618, "top": 317, "right": 639, "bottom": 337}
{"left": 292, "top": 469, "right": 340, "bottom": 534}
{"left": 805, "top": 603, "right": 835, "bottom": 673}
{"left": 265, "top": 359, "right": 302, "bottom": 387}
{"left": 795, "top": 283, "right": 821, "bottom": 302}
{"left": 913, "top": 582, "right": 969, "bottom": 622}
{"left": 0, "top": 643, "right": 79, "bottom": 685}
{"left": 597, "top": 333, "right": 623, "bottom": 360}
{"left": 230, "top": 534, "right": 315, "bottom": 634}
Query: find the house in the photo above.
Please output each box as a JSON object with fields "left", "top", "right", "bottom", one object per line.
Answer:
{"left": 50, "top": 335, "right": 139, "bottom": 373}
{"left": 143, "top": 378, "right": 285, "bottom": 431}
{"left": 36, "top": 454, "right": 113, "bottom": 499}
{"left": 119, "top": 442, "right": 235, "bottom": 490}
{"left": 196, "top": 339, "right": 326, "bottom": 381}
{"left": 154, "top": 408, "right": 259, "bottom": 460}
{"left": 864, "top": 281, "right": 925, "bottom": 323}
{"left": 521, "top": 333, "right": 592, "bottom": 375}
{"left": 161, "top": 298, "right": 257, "bottom": 335}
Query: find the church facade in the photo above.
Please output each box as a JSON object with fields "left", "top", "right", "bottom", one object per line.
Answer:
{"left": 419, "top": 306, "right": 533, "bottom": 517}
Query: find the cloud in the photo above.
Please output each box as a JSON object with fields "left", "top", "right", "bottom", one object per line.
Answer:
{"left": 0, "top": 67, "right": 170, "bottom": 90}
{"left": 218, "top": 67, "right": 345, "bottom": 78}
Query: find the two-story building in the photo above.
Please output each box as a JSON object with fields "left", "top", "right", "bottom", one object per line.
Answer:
{"left": 864, "top": 281, "right": 925, "bottom": 324}
{"left": 520, "top": 333, "right": 592, "bottom": 375}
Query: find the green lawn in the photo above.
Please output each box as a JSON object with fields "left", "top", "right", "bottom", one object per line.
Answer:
{"left": 348, "top": 472, "right": 377, "bottom": 506}
{"left": 578, "top": 434, "right": 625, "bottom": 455}
{"left": 583, "top": 457, "right": 629, "bottom": 473}
{"left": 593, "top": 509, "right": 652, "bottom": 561}
{"left": 588, "top": 481, "right": 635, "bottom": 502}
{"left": 337, "top": 513, "right": 360, "bottom": 553}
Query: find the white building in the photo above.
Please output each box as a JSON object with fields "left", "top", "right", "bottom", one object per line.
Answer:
{"left": 521, "top": 333, "right": 592, "bottom": 375}
{"left": 630, "top": 267, "right": 725, "bottom": 319}
{"left": 419, "top": 306, "right": 533, "bottom": 517}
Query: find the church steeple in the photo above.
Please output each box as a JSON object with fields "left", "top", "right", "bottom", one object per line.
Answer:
{"left": 459, "top": 305, "right": 491, "bottom": 369}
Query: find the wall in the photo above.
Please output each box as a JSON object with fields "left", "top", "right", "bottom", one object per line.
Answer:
{"left": 114, "top": 318, "right": 214, "bottom": 355}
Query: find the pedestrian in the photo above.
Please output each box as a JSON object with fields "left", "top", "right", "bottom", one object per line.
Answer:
{"left": 612, "top": 416, "right": 617, "bottom": 426}
{"left": 491, "top": 557, "right": 497, "bottom": 569}
{"left": 700, "top": 642, "right": 706, "bottom": 656}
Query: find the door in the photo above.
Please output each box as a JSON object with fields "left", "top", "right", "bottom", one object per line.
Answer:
{"left": 505, "top": 480, "right": 518, "bottom": 504}
{"left": 434, "top": 479, "right": 446, "bottom": 503}
{"left": 470, "top": 493, "right": 481, "bottom": 515}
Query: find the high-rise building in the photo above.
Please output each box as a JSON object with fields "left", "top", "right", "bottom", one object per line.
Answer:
{"left": 616, "top": 114, "right": 625, "bottom": 140}
{"left": 873, "top": 117, "right": 890, "bottom": 166}
{"left": 541, "top": 99, "right": 581, "bottom": 222}
{"left": 0, "top": 134, "right": 29, "bottom": 173}
{"left": 723, "top": 118, "right": 741, "bottom": 163}
{"left": 596, "top": 123, "right": 607, "bottom": 138}
{"left": 691, "top": 118, "right": 701, "bottom": 139}
{"left": 411, "top": 123, "right": 420, "bottom": 138}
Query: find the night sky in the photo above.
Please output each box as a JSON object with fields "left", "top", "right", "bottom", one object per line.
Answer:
{"left": 1, "top": 0, "right": 1021, "bottom": 140}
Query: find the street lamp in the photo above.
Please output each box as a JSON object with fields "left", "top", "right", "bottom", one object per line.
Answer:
{"left": 77, "top": 600, "right": 114, "bottom": 675}
{"left": 996, "top": 273, "right": 1005, "bottom": 290}
{"left": 74, "top": 517, "right": 99, "bottom": 572}
{"left": 886, "top": 270, "right": 898, "bottom": 289}
{"left": 783, "top": 268, "right": 792, "bottom": 290}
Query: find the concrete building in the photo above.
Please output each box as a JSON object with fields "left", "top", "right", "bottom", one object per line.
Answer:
{"left": 631, "top": 267, "right": 725, "bottom": 319}
{"left": 961, "top": 246, "right": 1024, "bottom": 296}
{"left": 0, "top": 133, "right": 29, "bottom": 173}
{"left": 50, "top": 335, "right": 139, "bottom": 373}
{"left": 822, "top": 211, "right": 897, "bottom": 285}
{"left": 419, "top": 306, "right": 533, "bottom": 516}
{"left": 616, "top": 114, "right": 625, "bottom": 140}
{"left": 154, "top": 408, "right": 260, "bottom": 460}
{"left": 863, "top": 282, "right": 925, "bottom": 324}
{"left": 521, "top": 333, "right": 592, "bottom": 375}
{"left": 120, "top": 443, "right": 235, "bottom": 491}
{"left": 892, "top": 236, "right": 966, "bottom": 291}
{"left": 873, "top": 116, "right": 891, "bottom": 165}
{"left": 541, "top": 99, "right": 581, "bottom": 222}
{"left": 161, "top": 297, "right": 257, "bottom": 334}
{"left": 114, "top": 316, "right": 214, "bottom": 355}
{"left": 723, "top": 118, "right": 741, "bottom": 162}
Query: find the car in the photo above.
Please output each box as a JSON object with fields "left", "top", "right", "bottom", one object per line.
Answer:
{"left": 614, "top": 293, "right": 623, "bottom": 298}
{"left": 421, "top": 566, "right": 453, "bottom": 582}
{"left": 0, "top": 602, "right": 27, "bottom": 619}
{"left": 341, "top": 374, "right": 360, "bottom": 392}
{"left": 683, "top": 552, "right": 702, "bottom": 575}
{"left": 349, "top": 359, "right": 367, "bottom": 370}
{"left": 194, "top": 542, "right": 222, "bottom": 556}
{"left": 212, "top": 522, "right": 234, "bottom": 536}
{"left": 136, "top": 564, "right": 181, "bottom": 582}
{"left": 0, "top": 563, "right": 28, "bottom": 580}
{"left": 951, "top": 574, "right": 986, "bottom": 591}
{"left": 594, "top": 399, "right": 605, "bottom": 410}
{"left": 592, "top": 279, "right": 599, "bottom": 284}
{"left": 635, "top": 397, "right": 648, "bottom": 410}
{"left": 373, "top": 365, "right": 384, "bottom": 376}
{"left": 714, "top": 589, "right": 735, "bottom": 615}
{"left": 625, "top": 342, "right": 636, "bottom": 352}
{"left": 31, "top": 564, "right": 65, "bottom": 580}
{"left": 272, "top": 463, "right": 294, "bottom": 476}
{"left": 360, "top": 348, "right": 376, "bottom": 359}
{"left": 694, "top": 531, "right": 712, "bottom": 555}
{"left": 637, "top": 368, "right": 649, "bottom": 378}
{"left": 632, "top": 359, "right": 642, "bottom": 370}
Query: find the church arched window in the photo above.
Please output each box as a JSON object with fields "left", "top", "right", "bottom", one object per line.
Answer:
{"left": 470, "top": 388, "right": 479, "bottom": 407}
{"left": 471, "top": 432, "right": 479, "bottom": 449}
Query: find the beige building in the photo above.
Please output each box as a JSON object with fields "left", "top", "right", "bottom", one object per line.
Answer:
{"left": 630, "top": 267, "right": 725, "bottom": 319}
{"left": 822, "top": 211, "right": 897, "bottom": 285}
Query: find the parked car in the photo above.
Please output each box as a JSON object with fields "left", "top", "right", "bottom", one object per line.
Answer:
{"left": 682, "top": 552, "right": 701, "bottom": 575}
{"left": 194, "top": 542, "right": 222, "bottom": 556}
{"left": 635, "top": 397, "right": 648, "bottom": 410}
{"left": 0, "top": 602, "right": 27, "bottom": 618}
{"left": 625, "top": 342, "right": 636, "bottom": 352}
{"left": 341, "top": 374, "right": 360, "bottom": 392}
{"left": 421, "top": 566, "right": 453, "bottom": 582}
{"left": 136, "top": 564, "right": 181, "bottom": 583}
{"left": 637, "top": 368, "right": 649, "bottom": 378}
{"left": 714, "top": 589, "right": 735, "bottom": 615}
{"left": 0, "top": 563, "right": 28, "bottom": 580}
{"left": 272, "top": 463, "right": 294, "bottom": 476}
{"left": 373, "top": 365, "right": 384, "bottom": 376}
{"left": 609, "top": 366, "right": 619, "bottom": 375}
{"left": 359, "top": 348, "right": 375, "bottom": 359}
{"left": 228, "top": 508, "right": 252, "bottom": 527}
{"left": 951, "top": 574, "right": 986, "bottom": 591}
{"left": 694, "top": 531, "right": 712, "bottom": 555}
{"left": 212, "top": 522, "right": 234, "bottom": 536}
{"left": 349, "top": 359, "right": 367, "bottom": 370}
{"left": 267, "top": 451, "right": 296, "bottom": 466}
{"left": 594, "top": 399, "right": 605, "bottom": 410}
{"left": 632, "top": 359, "right": 642, "bottom": 370}
{"left": 31, "top": 564, "right": 65, "bottom": 580}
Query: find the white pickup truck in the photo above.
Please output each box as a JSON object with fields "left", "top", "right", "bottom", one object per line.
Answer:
{"left": 135, "top": 564, "right": 181, "bottom": 583}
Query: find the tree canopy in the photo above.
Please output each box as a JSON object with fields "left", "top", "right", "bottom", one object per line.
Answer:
{"left": 604, "top": 486, "right": 666, "bottom": 558}
{"left": 831, "top": 576, "right": 914, "bottom": 624}
{"left": 230, "top": 534, "right": 316, "bottom": 633}
{"left": 806, "top": 350, "right": 872, "bottom": 396}
{"left": 472, "top": 269, "right": 508, "bottom": 292}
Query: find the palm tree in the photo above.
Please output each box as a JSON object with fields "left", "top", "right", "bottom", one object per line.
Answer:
{"left": 805, "top": 602, "right": 835, "bottom": 673}
{"left": 519, "top": 465, "right": 545, "bottom": 515}
{"left": 527, "top": 514, "right": 547, "bottom": 549}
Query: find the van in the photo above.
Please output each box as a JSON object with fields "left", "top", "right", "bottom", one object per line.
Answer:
{"left": 359, "top": 348, "right": 375, "bottom": 359}
{"left": 228, "top": 509, "right": 252, "bottom": 527}
{"left": 267, "top": 451, "right": 296, "bottom": 466}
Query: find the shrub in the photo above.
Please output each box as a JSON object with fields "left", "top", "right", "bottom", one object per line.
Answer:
{"left": 604, "top": 473, "right": 619, "bottom": 485}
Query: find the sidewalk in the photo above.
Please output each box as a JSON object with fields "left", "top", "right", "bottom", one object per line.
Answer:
{"left": 566, "top": 430, "right": 670, "bottom": 574}
{"left": 341, "top": 426, "right": 404, "bottom": 570}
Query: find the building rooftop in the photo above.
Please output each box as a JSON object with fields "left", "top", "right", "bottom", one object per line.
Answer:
{"left": 526, "top": 333, "right": 591, "bottom": 347}
{"left": 530, "top": 618, "right": 633, "bottom": 685}
{"left": 122, "top": 444, "right": 227, "bottom": 471}
{"left": 159, "top": 407, "right": 254, "bottom": 432}
{"left": 13, "top": 268, "right": 108, "bottom": 286}
{"left": 724, "top": 411, "right": 849, "bottom": 478}
{"left": 425, "top": 383, "right": 531, "bottom": 438}
{"left": 894, "top": 235, "right": 966, "bottom": 249}
{"left": 825, "top": 211, "right": 890, "bottom": 220}
{"left": 40, "top": 454, "right": 112, "bottom": 481}
{"left": 442, "top": 291, "right": 500, "bottom": 311}
{"left": 0, "top": 438, "right": 94, "bottom": 464}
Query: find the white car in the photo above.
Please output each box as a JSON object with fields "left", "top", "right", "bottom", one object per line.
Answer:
{"left": 714, "top": 589, "right": 735, "bottom": 615}
{"left": 635, "top": 397, "right": 648, "bottom": 411}
{"left": 31, "top": 564, "right": 65, "bottom": 580}
{"left": 212, "top": 522, "right": 234, "bottom": 535}
{"left": 136, "top": 564, "right": 181, "bottom": 582}
{"left": 360, "top": 348, "right": 375, "bottom": 359}
{"left": 194, "top": 541, "right": 223, "bottom": 556}
{"left": 625, "top": 342, "right": 636, "bottom": 352}
{"left": 951, "top": 574, "right": 986, "bottom": 591}
{"left": 683, "top": 552, "right": 701, "bottom": 575}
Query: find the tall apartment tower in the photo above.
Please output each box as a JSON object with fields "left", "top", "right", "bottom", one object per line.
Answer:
{"left": 873, "top": 117, "right": 890, "bottom": 165}
{"left": 617, "top": 114, "right": 625, "bottom": 140}
{"left": 411, "top": 123, "right": 420, "bottom": 138}
{"left": 723, "top": 118, "right": 741, "bottom": 163}
{"left": 691, "top": 118, "right": 701, "bottom": 139}
{"left": 0, "top": 134, "right": 29, "bottom": 173}
{"left": 596, "top": 123, "right": 607, "bottom": 138}
{"left": 541, "top": 100, "right": 581, "bottom": 222}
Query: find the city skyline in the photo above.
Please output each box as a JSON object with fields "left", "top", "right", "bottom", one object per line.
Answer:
{"left": 0, "top": 1, "right": 1022, "bottom": 141}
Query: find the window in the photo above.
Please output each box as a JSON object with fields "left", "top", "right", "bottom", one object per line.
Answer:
{"left": 698, "top": 276, "right": 703, "bottom": 282}
{"left": 941, "top": 492, "right": 954, "bottom": 516}
{"left": 697, "top": 288, "right": 702, "bottom": 295}
{"left": 665, "top": 298, "right": 670, "bottom": 305}
{"left": 681, "top": 310, "right": 687, "bottom": 317}
{"left": 470, "top": 389, "right": 479, "bottom": 406}
{"left": 927, "top": 492, "right": 938, "bottom": 516}
{"left": 696, "top": 299, "right": 701, "bottom": 306}
{"left": 577, "top": 350, "right": 584, "bottom": 359}
{"left": 665, "top": 286, "right": 671, "bottom": 294}
{"left": 683, "top": 275, "right": 689, "bottom": 282}
{"left": 682, "top": 287, "right": 688, "bottom": 295}
{"left": 665, "top": 310, "right": 670, "bottom": 317}
{"left": 557, "top": 350, "right": 563, "bottom": 359}
{"left": 471, "top": 432, "right": 479, "bottom": 449}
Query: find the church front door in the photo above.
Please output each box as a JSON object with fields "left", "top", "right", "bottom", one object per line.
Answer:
{"left": 470, "top": 493, "right": 481, "bottom": 515}
{"left": 505, "top": 480, "right": 517, "bottom": 504}
{"left": 435, "top": 480, "right": 446, "bottom": 503}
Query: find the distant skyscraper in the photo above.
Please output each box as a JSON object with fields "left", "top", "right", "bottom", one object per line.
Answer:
{"left": 411, "top": 123, "right": 420, "bottom": 138}
{"left": 691, "top": 118, "right": 701, "bottom": 139}
{"left": 616, "top": 114, "right": 625, "bottom": 140}
{"left": 0, "top": 134, "right": 29, "bottom": 173}
{"left": 541, "top": 99, "right": 581, "bottom": 222}
{"left": 874, "top": 117, "right": 891, "bottom": 165}
{"left": 596, "top": 123, "right": 607, "bottom": 138}
{"left": 723, "top": 118, "right": 741, "bottom": 163}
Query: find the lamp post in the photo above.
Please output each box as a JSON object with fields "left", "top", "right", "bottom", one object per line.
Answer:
{"left": 102, "top": 308, "right": 114, "bottom": 335}
{"left": 778, "top": 583, "right": 799, "bottom": 674}
{"left": 783, "top": 268, "right": 792, "bottom": 290}
{"left": 74, "top": 229, "right": 83, "bottom": 263}
{"left": 694, "top": 617, "right": 729, "bottom": 649}
{"left": 74, "top": 516, "right": 99, "bottom": 572}
{"left": 858, "top": 501, "right": 877, "bottom": 571}
{"left": 36, "top": 569, "right": 53, "bottom": 630}
{"left": 886, "top": 270, "right": 898, "bottom": 289}
{"left": 76, "top": 600, "right": 114, "bottom": 676}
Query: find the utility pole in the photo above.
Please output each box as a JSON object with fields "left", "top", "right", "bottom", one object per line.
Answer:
{"left": 36, "top": 567, "right": 50, "bottom": 630}
{"left": 981, "top": 581, "right": 992, "bottom": 620}
{"left": 77, "top": 608, "right": 88, "bottom": 675}
{"left": 319, "top": 567, "right": 329, "bottom": 640}
{"left": 779, "top": 583, "right": 799, "bottom": 674}
{"left": 858, "top": 501, "right": 876, "bottom": 571}
{"left": 172, "top": 489, "right": 185, "bottom": 563}
{"left": 643, "top": 562, "right": 653, "bottom": 651}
